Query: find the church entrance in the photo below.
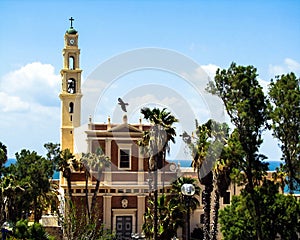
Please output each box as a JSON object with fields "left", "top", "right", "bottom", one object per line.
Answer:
{"left": 116, "top": 216, "right": 132, "bottom": 240}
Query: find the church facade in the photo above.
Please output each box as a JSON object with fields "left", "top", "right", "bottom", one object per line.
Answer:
{"left": 59, "top": 20, "right": 180, "bottom": 239}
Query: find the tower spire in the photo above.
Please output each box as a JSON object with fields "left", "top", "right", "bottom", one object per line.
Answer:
{"left": 69, "top": 17, "right": 74, "bottom": 28}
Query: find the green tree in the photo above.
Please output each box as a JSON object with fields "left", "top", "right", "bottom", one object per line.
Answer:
{"left": 170, "top": 177, "right": 200, "bottom": 240}
{"left": 44, "top": 143, "right": 78, "bottom": 200}
{"left": 12, "top": 149, "right": 54, "bottom": 222}
{"left": 182, "top": 120, "right": 232, "bottom": 240}
{"left": 143, "top": 177, "right": 200, "bottom": 240}
{"left": 182, "top": 120, "right": 212, "bottom": 240}
{"left": 80, "top": 148, "right": 111, "bottom": 222}
{"left": 0, "top": 174, "right": 25, "bottom": 223}
{"left": 207, "top": 63, "right": 269, "bottom": 240}
{"left": 0, "top": 142, "right": 8, "bottom": 177}
{"left": 61, "top": 201, "right": 114, "bottom": 240}
{"left": 268, "top": 72, "right": 300, "bottom": 193}
{"left": 0, "top": 142, "right": 8, "bottom": 223}
{"left": 271, "top": 163, "right": 287, "bottom": 194}
{"left": 12, "top": 219, "right": 54, "bottom": 240}
{"left": 139, "top": 107, "right": 178, "bottom": 240}
{"left": 219, "top": 180, "right": 300, "bottom": 240}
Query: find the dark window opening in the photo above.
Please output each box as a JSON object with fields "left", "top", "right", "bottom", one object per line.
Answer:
{"left": 120, "top": 149, "right": 130, "bottom": 168}
{"left": 69, "top": 102, "right": 74, "bottom": 113}
{"left": 70, "top": 115, "right": 72, "bottom": 122}
{"left": 223, "top": 191, "right": 231, "bottom": 204}
{"left": 67, "top": 79, "right": 76, "bottom": 94}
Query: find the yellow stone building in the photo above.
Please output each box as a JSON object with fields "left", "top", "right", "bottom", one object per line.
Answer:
{"left": 59, "top": 19, "right": 246, "bottom": 240}
{"left": 59, "top": 19, "right": 179, "bottom": 239}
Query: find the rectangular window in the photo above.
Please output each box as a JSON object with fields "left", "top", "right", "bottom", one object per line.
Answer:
{"left": 223, "top": 191, "right": 231, "bottom": 204}
{"left": 119, "top": 148, "right": 130, "bottom": 169}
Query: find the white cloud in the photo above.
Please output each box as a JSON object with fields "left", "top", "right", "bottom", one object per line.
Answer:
{"left": 269, "top": 58, "right": 300, "bottom": 77}
{"left": 201, "top": 64, "right": 220, "bottom": 80}
{"left": 0, "top": 92, "right": 30, "bottom": 112}
{"left": 285, "top": 58, "right": 300, "bottom": 72}
{"left": 0, "top": 62, "right": 61, "bottom": 157}
{"left": 0, "top": 62, "right": 60, "bottom": 107}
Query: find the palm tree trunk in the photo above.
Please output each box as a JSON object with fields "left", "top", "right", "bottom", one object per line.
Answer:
{"left": 210, "top": 189, "right": 220, "bottom": 240}
{"left": 85, "top": 170, "right": 90, "bottom": 220}
{"left": 90, "top": 179, "right": 100, "bottom": 221}
{"left": 153, "top": 167, "right": 158, "bottom": 240}
{"left": 34, "top": 196, "right": 38, "bottom": 222}
{"left": 64, "top": 169, "right": 73, "bottom": 200}
{"left": 203, "top": 185, "right": 212, "bottom": 240}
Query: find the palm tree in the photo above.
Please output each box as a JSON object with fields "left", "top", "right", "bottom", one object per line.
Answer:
{"left": 1, "top": 174, "right": 25, "bottom": 222}
{"left": 206, "top": 121, "right": 231, "bottom": 240}
{"left": 272, "top": 163, "right": 288, "bottom": 194}
{"left": 170, "top": 177, "right": 201, "bottom": 240}
{"left": 139, "top": 107, "right": 178, "bottom": 240}
{"left": 183, "top": 120, "right": 231, "bottom": 240}
{"left": 183, "top": 120, "right": 212, "bottom": 240}
{"left": 44, "top": 143, "right": 78, "bottom": 200}
{"left": 80, "top": 148, "right": 111, "bottom": 222}
{"left": 143, "top": 177, "right": 200, "bottom": 240}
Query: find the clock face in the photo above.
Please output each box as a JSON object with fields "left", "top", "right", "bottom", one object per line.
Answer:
{"left": 69, "top": 38, "right": 75, "bottom": 45}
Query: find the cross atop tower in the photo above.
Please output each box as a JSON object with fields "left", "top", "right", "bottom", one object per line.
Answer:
{"left": 69, "top": 17, "right": 74, "bottom": 28}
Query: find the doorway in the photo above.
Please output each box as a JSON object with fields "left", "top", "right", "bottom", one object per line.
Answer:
{"left": 116, "top": 216, "right": 132, "bottom": 240}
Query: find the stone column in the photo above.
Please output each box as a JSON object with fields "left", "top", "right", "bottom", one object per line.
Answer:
{"left": 103, "top": 195, "right": 112, "bottom": 229}
{"left": 137, "top": 195, "right": 146, "bottom": 233}
{"left": 105, "top": 139, "right": 112, "bottom": 183}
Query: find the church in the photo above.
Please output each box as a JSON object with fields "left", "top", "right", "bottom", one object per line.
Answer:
{"left": 56, "top": 17, "right": 252, "bottom": 240}
{"left": 59, "top": 18, "right": 181, "bottom": 239}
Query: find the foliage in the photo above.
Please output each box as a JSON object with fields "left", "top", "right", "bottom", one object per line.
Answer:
{"left": 0, "top": 141, "right": 8, "bottom": 224}
{"left": 44, "top": 143, "right": 77, "bottom": 199}
{"left": 0, "top": 142, "right": 8, "bottom": 177}
{"left": 268, "top": 72, "right": 300, "bottom": 192}
{"left": 139, "top": 107, "right": 178, "bottom": 169}
{"left": 139, "top": 107, "right": 178, "bottom": 240}
{"left": 60, "top": 200, "right": 114, "bottom": 240}
{"left": 219, "top": 180, "right": 300, "bottom": 240}
{"left": 80, "top": 147, "right": 111, "bottom": 222}
{"left": 7, "top": 219, "right": 54, "bottom": 240}
{"left": 143, "top": 177, "right": 200, "bottom": 240}
{"left": 1, "top": 149, "right": 54, "bottom": 223}
{"left": 182, "top": 119, "right": 233, "bottom": 240}
{"left": 207, "top": 62, "right": 269, "bottom": 240}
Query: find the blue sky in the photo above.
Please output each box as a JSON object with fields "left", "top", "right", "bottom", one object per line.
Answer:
{"left": 0, "top": 0, "right": 299, "bottom": 159}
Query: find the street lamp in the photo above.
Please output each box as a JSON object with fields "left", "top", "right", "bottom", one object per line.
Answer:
{"left": 181, "top": 183, "right": 196, "bottom": 240}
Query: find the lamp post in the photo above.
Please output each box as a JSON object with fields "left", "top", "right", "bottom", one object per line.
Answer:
{"left": 181, "top": 183, "right": 196, "bottom": 240}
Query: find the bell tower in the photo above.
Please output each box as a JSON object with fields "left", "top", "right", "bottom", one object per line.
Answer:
{"left": 59, "top": 17, "right": 82, "bottom": 152}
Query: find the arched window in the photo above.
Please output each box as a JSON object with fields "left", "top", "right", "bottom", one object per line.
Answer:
{"left": 69, "top": 102, "right": 74, "bottom": 113}
{"left": 69, "top": 56, "right": 75, "bottom": 70}
{"left": 67, "top": 79, "right": 76, "bottom": 94}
